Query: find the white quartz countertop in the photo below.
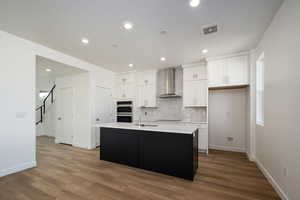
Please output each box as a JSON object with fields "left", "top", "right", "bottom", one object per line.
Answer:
{"left": 93, "top": 122, "right": 198, "bottom": 134}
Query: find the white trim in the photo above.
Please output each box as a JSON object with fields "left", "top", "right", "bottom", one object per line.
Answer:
{"left": 206, "top": 51, "right": 250, "bottom": 62}
{"left": 0, "top": 161, "right": 36, "bottom": 177}
{"left": 255, "top": 159, "right": 289, "bottom": 200}
{"left": 209, "top": 145, "right": 246, "bottom": 153}
{"left": 182, "top": 62, "right": 207, "bottom": 68}
{"left": 246, "top": 152, "right": 256, "bottom": 162}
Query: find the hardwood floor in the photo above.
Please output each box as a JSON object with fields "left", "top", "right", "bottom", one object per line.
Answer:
{"left": 0, "top": 136, "right": 280, "bottom": 200}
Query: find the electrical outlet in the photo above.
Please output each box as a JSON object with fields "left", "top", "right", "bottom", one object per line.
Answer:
{"left": 227, "top": 137, "right": 234, "bottom": 142}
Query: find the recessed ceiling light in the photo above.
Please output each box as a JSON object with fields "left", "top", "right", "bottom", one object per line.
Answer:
{"left": 160, "top": 57, "right": 166, "bottom": 61}
{"left": 123, "top": 22, "right": 133, "bottom": 30}
{"left": 129, "top": 64, "right": 134, "bottom": 67}
{"left": 45, "top": 68, "right": 52, "bottom": 72}
{"left": 81, "top": 38, "right": 89, "bottom": 44}
{"left": 202, "top": 49, "right": 208, "bottom": 54}
{"left": 189, "top": 0, "right": 200, "bottom": 7}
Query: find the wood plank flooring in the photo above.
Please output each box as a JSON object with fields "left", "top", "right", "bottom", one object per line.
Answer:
{"left": 0, "top": 136, "right": 280, "bottom": 200}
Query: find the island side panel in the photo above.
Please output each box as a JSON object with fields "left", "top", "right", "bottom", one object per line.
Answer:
{"left": 100, "top": 127, "right": 139, "bottom": 168}
{"left": 193, "top": 129, "right": 199, "bottom": 175}
{"left": 139, "top": 131, "right": 194, "bottom": 180}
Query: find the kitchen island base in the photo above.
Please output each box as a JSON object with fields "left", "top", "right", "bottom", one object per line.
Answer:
{"left": 100, "top": 127, "right": 198, "bottom": 181}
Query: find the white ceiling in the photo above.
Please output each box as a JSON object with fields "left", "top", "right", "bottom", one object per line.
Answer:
{"left": 0, "top": 0, "right": 283, "bottom": 72}
{"left": 36, "top": 56, "right": 87, "bottom": 78}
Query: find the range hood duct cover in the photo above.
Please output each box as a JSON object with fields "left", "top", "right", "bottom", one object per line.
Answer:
{"left": 159, "top": 68, "right": 181, "bottom": 98}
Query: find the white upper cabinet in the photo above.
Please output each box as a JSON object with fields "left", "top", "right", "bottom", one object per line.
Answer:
{"left": 227, "top": 55, "right": 249, "bottom": 85}
{"left": 208, "top": 55, "right": 249, "bottom": 87}
{"left": 183, "top": 65, "right": 207, "bottom": 81}
{"left": 137, "top": 70, "right": 156, "bottom": 86}
{"left": 183, "top": 80, "right": 208, "bottom": 107}
{"left": 137, "top": 70, "right": 157, "bottom": 107}
{"left": 182, "top": 64, "right": 208, "bottom": 107}
{"left": 115, "top": 72, "right": 136, "bottom": 100}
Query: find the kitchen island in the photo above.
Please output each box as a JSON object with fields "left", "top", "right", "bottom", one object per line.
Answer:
{"left": 94, "top": 123, "right": 198, "bottom": 181}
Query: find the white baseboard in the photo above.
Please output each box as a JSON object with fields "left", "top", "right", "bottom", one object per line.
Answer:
{"left": 209, "top": 145, "right": 246, "bottom": 153}
{"left": 246, "top": 151, "right": 256, "bottom": 162}
{"left": 255, "top": 159, "right": 289, "bottom": 200}
{"left": 0, "top": 161, "right": 36, "bottom": 177}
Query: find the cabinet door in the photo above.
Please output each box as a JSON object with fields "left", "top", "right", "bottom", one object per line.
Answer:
{"left": 124, "top": 83, "right": 135, "bottom": 99}
{"left": 196, "top": 80, "right": 208, "bottom": 106}
{"left": 144, "top": 84, "right": 156, "bottom": 107}
{"left": 116, "top": 73, "right": 135, "bottom": 85}
{"left": 137, "top": 70, "right": 157, "bottom": 85}
{"left": 138, "top": 84, "right": 156, "bottom": 107}
{"left": 184, "top": 66, "right": 207, "bottom": 81}
{"left": 140, "top": 132, "right": 194, "bottom": 180}
{"left": 208, "top": 60, "right": 227, "bottom": 86}
{"left": 227, "top": 55, "right": 249, "bottom": 85}
{"left": 116, "top": 84, "right": 125, "bottom": 99}
{"left": 183, "top": 81, "right": 207, "bottom": 107}
{"left": 198, "top": 128, "right": 208, "bottom": 151}
{"left": 183, "top": 81, "right": 195, "bottom": 106}
{"left": 100, "top": 128, "right": 139, "bottom": 168}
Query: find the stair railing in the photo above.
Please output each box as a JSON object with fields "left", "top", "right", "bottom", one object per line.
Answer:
{"left": 36, "top": 84, "right": 56, "bottom": 125}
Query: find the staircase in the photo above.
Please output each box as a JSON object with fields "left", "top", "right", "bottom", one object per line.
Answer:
{"left": 36, "top": 84, "right": 56, "bottom": 125}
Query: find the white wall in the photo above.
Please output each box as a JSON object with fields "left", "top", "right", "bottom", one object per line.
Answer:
{"left": 208, "top": 88, "right": 247, "bottom": 152}
{"left": 250, "top": 0, "right": 300, "bottom": 199}
{"left": 0, "top": 30, "right": 114, "bottom": 177}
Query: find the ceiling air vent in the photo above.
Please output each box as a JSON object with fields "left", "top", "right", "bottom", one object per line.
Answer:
{"left": 202, "top": 25, "right": 218, "bottom": 35}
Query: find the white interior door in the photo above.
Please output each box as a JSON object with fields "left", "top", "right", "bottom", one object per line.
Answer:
{"left": 95, "top": 86, "right": 114, "bottom": 146}
{"left": 58, "top": 87, "right": 74, "bottom": 145}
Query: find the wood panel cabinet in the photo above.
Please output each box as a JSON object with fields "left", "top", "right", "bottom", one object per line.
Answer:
{"left": 208, "top": 55, "right": 249, "bottom": 88}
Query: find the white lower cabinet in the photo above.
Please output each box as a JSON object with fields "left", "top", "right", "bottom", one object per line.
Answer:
{"left": 193, "top": 123, "right": 208, "bottom": 154}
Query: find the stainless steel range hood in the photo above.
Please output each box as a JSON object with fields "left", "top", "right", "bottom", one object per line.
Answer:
{"left": 159, "top": 68, "right": 181, "bottom": 98}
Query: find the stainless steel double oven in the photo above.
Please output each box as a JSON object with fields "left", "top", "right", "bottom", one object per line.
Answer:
{"left": 116, "top": 101, "right": 133, "bottom": 123}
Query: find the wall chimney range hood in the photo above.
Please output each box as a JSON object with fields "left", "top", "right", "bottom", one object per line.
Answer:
{"left": 159, "top": 68, "right": 181, "bottom": 98}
